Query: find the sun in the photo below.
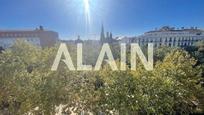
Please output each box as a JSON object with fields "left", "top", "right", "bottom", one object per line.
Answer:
{"left": 83, "top": 0, "right": 90, "bottom": 13}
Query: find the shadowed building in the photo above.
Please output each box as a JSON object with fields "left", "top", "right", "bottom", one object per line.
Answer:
{"left": 0, "top": 26, "right": 59, "bottom": 49}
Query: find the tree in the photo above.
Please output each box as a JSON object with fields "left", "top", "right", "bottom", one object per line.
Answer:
{"left": 97, "top": 49, "right": 204, "bottom": 114}
{"left": 154, "top": 46, "right": 176, "bottom": 62}
{"left": 0, "top": 41, "right": 70, "bottom": 114}
{"left": 0, "top": 41, "right": 203, "bottom": 114}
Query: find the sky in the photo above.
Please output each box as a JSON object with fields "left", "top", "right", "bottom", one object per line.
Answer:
{"left": 0, "top": 0, "right": 204, "bottom": 40}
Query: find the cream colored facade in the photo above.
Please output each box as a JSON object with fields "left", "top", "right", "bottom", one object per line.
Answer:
{"left": 121, "top": 26, "right": 204, "bottom": 47}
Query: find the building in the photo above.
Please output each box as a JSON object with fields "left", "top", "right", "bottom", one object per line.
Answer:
{"left": 100, "top": 24, "right": 115, "bottom": 43}
{"left": 75, "top": 35, "right": 83, "bottom": 44}
{"left": 0, "top": 26, "right": 59, "bottom": 49}
{"left": 120, "top": 26, "right": 204, "bottom": 47}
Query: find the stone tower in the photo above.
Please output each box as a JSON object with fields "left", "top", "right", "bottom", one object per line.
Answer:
{"left": 100, "top": 24, "right": 105, "bottom": 43}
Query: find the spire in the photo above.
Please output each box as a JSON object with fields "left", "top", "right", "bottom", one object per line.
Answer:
{"left": 110, "top": 32, "right": 113, "bottom": 39}
{"left": 100, "top": 24, "right": 105, "bottom": 42}
{"left": 106, "top": 32, "right": 110, "bottom": 39}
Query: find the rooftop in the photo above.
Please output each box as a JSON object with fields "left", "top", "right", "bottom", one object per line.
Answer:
{"left": 146, "top": 26, "right": 204, "bottom": 33}
{"left": 0, "top": 26, "right": 56, "bottom": 33}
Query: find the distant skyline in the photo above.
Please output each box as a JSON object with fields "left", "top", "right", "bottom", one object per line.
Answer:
{"left": 0, "top": 0, "right": 204, "bottom": 40}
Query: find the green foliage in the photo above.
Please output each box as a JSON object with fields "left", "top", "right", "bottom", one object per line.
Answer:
{"left": 97, "top": 49, "right": 203, "bottom": 114}
{"left": 185, "top": 40, "right": 204, "bottom": 65}
{"left": 0, "top": 41, "right": 203, "bottom": 114}
{"left": 154, "top": 46, "right": 176, "bottom": 62}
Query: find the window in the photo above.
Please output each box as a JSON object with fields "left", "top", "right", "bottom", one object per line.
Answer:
{"left": 174, "top": 37, "right": 176, "bottom": 42}
{"left": 165, "top": 38, "right": 167, "bottom": 42}
{"left": 169, "top": 37, "right": 172, "bottom": 42}
{"left": 160, "top": 38, "right": 162, "bottom": 42}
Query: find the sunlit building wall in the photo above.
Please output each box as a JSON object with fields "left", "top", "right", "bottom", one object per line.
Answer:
{"left": 0, "top": 26, "right": 59, "bottom": 49}
{"left": 121, "top": 26, "right": 204, "bottom": 47}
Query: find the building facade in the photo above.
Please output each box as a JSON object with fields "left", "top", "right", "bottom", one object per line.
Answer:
{"left": 120, "top": 26, "right": 204, "bottom": 47}
{"left": 0, "top": 26, "right": 59, "bottom": 49}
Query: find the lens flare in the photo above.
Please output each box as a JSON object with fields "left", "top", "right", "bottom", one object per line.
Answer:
{"left": 83, "top": 0, "right": 91, "bottom": 32}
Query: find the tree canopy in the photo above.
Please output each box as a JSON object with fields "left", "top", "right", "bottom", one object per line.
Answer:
{"left": 0, "top": 41, "right": 203, "bottom": 115}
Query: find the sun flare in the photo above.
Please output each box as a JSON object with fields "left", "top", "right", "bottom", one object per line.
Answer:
{"left": 83, "top": 0, "right": 91, "bottom": 29}
{"left": 83, "top": 0, "right": 90, "bottom": 12}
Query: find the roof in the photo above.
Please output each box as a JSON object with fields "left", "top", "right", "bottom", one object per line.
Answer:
{"left": 0, "top": 26, "right": 57, "bottom": 34}
{"left": 0, "top": 27, "right": 59, "bottom": 39}
{"left": 146, "top": 26, "right": 204, "bottom": 34}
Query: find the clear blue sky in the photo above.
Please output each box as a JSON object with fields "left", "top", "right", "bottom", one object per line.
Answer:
{"left": 0, "top": 0, "right": 204, "bottom": 39}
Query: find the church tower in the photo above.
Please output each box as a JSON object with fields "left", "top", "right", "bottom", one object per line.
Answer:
{"left": 100, "top": 24, "right": 105, "bottom": 43}
{"left": 110, "top": 32, "right": 113, "bottom": 40}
